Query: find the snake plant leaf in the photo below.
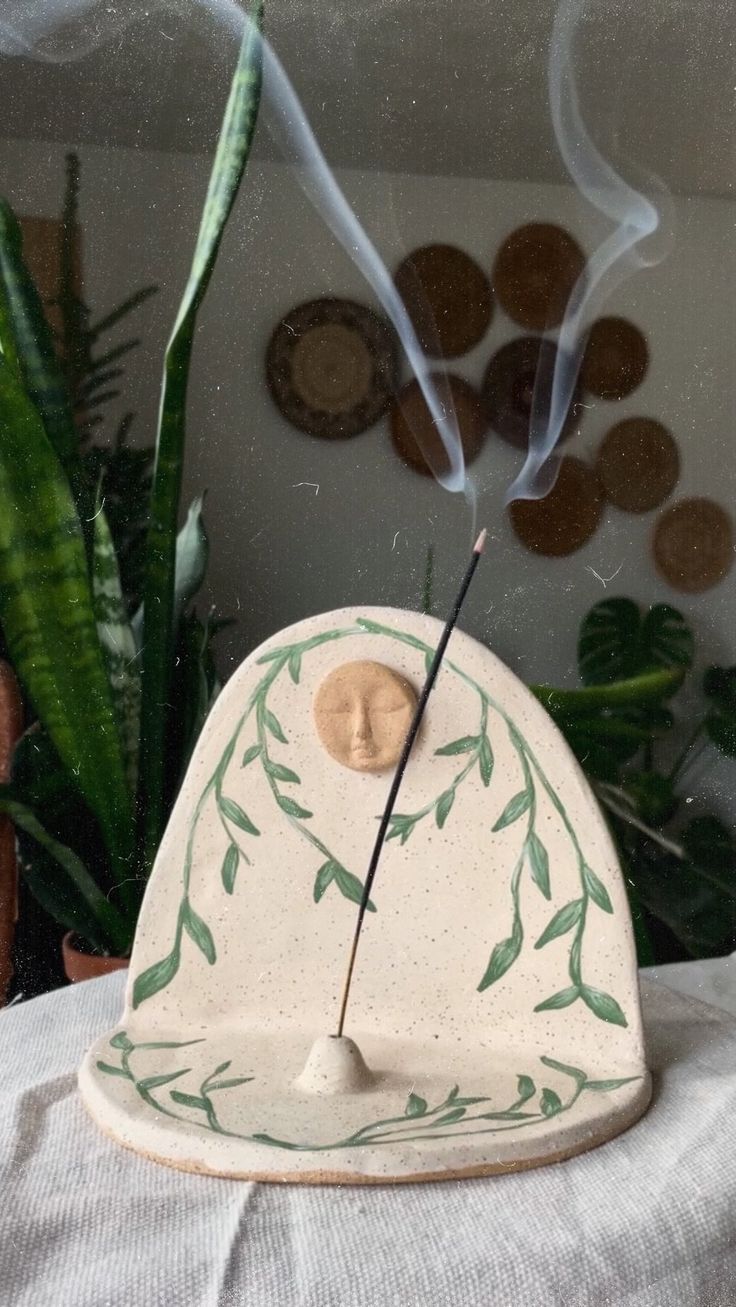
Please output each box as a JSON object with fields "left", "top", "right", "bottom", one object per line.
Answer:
{"left": 131, "top": 496, "right": 209, "bottom": 649}
{"left": 0, "top": 789, "right": 129, "bottom": 955}
{"left": 92, "top": 501, "right": 141, "bottom": 792}
{"left": 140, "top": 4, "right": 264, "bottom": 866}
{"left": 0, "top": 356, "right": 133, "bottom": 878}
{"left": 0, "top": 199, "right": 83, "bottom": 497}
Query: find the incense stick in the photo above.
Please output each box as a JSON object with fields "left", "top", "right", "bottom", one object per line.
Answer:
{"left": 335, "top": 530, "right": 487, "bottom": 1038}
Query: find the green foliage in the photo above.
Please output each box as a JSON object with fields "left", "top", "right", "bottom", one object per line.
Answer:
{"left": 533, "top": 598, "right": 736, "bottom": 964}
{"left": 0, "top": 15, "right": 264, "bottom": 960}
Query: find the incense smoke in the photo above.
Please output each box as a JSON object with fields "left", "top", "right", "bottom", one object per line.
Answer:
{"left": 0, "top": 0, "right": 467, "bottom": 494}
{"left": 505, "top": 0, "right": 661, "bottom": 503}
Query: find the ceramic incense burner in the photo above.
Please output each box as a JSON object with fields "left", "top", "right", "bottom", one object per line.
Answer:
{"left": 80, "top": 606, "right": 650, "bottom": 1183}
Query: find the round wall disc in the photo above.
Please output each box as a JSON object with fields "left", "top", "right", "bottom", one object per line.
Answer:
{"left": 580, "top": 317, "right": 649, "bottom": 400}
{"left": 481, "top": 336, "right": 581, "bottom": 449}
{"left": 653, "top": 498, "right": 734, "bottom": 593}
{"left": 266, "top": 298, "right": 400, "bottom": 438}
{"left": 596, "top": 418, "right": 679, "bottom": 513}
{"left": 509, "top": 456, "right": 603, "bottom": 556}
{"left": 394, "top": 244, "right": 493, "bottom": 358}
{"left": 389, "top": 374, "right": 487, "bottom": 478}
{"left": 492, "top": 223, "right": 586, "bottom": 331}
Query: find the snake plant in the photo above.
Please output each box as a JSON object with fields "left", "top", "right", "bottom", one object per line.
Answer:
{"left": 0, "top": 4, "right": 264, "bottom": 958}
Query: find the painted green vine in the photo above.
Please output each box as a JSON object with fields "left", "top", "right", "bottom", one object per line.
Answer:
{"left": 132, "top": 616, "right": 628, "bottom": 1029}
{"left": 98, "top": 1031, "right": 640, "bottom": 1152}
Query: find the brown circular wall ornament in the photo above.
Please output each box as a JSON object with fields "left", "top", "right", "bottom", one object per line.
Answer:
{"left": 580, "top": 317, "right": 649, "bottom": 400}
{"left": 596, "top": 418, "right": 680, "bottom": 513}
{"left": 508, "top": 456, "right": 603, "bottom": 556}
{"left": 266, "top": 298, "right": 400, "bottom": 438}
{"left": 481, "top": 336, "right": 581, "bottom": 449}
{"left": 653, "top": 498, "right": 733, "bottom": 593}
{"left": 492, "top": 223, "right": 586, "bottom": 331}
{"left": 394, "top": 243, "right": 493, "bottom": 358}
{"left": 389, "top": 374, "right": 487, "bottom": 478}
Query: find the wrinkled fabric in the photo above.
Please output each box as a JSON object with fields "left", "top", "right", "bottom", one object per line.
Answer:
{"left": 1, "top": 968, "right": 735, "bottom": 1307}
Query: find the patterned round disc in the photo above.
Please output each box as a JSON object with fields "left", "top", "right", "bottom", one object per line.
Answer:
{"left": 509, "top": 456, "right": 603, "bottom": 556}
{"left": 481, "top": 336, "right": 581, "bottom": 449}
{"left": 653, "top": 498, "right": 734, "bottom": 593}
{"left": 596, "top": 418, "right": 679, "bottom": 512}
{"left": 389, "top": 374, "right": 487, "bottom": 478}
{"left": 394, "top": 244, "right": 493, "bottom": 358}
{"left": 580, "top": 317, "right": 649, "bottom": 401}
{"left": 266, "top": 298, "right": 400, "bottom": 439}
{"left": 492, "top": 223, "right": 586, "bottom": 331}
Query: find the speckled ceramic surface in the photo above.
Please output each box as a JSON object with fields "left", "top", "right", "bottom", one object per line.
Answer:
{"left": 80, "top": 607, "right": 650, "bottom": 1183}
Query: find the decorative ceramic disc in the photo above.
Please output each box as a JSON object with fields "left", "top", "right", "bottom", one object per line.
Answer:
{"left": 389, "top": 374, "right": 487, "bottom": 478}
{"left": 653, "top": 498, "right": 734, "bottom": 593}
{"left": 80, "top": 607, "right": 649, "bottom": 1184}
{"left": 509, "top": 457, "right": 603, "bottom": 556}
{"left": 580, "top": 317, "right": 649, "bottom": 401}
{"left": 266, "top": 298, "right": 400, "bottom": 438}
{"left": 492, "top": 223, "right": 586, "bottom": 331}
{"left": 481, "top": 336, "right": 581, "bottom": 449}
{"left": 596, "top": 418, "right": 679, "bottom": 512}
{"left": 393, "top": 243, "right": 493, "bottom": 358}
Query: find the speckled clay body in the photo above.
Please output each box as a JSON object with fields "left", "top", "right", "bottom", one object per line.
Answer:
{"left": 80, "top": 607, "right": 650, "bottom": 1183}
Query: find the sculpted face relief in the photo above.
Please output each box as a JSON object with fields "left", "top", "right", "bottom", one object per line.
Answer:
{"left": 313, "top": 660, "right": 417, "bottom": 773}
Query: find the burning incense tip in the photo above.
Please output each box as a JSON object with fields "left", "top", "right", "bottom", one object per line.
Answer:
{"left": 473, "top": 528, "right": 487, "bottom": 554}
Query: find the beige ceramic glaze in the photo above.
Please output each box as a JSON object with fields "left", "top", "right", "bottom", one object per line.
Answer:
{"left": 80, "top": 607, "right": 650, "bottom": 1183}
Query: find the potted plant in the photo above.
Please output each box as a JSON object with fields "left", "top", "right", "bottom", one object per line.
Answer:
{"left": 0, "top": 5, "right": 265, "bottom": 984}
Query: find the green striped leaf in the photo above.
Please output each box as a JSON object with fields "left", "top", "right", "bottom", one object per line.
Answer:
{"left": 0, "top": 366, "right": 133, "bottom": 880}
{"left": 92, "top": 502, "right": 140, "bottom": 791}
{"left": 139, "top": 6, "right": 264, "bottom": 866}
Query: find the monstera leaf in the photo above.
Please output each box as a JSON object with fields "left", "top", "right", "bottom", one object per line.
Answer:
{"left": 578, "top": 599, "right": 693, "bottom": 687}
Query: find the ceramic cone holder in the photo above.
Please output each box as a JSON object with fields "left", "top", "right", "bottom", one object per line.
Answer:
{"left": 80, "top": 607, "right": 650, "bottom": 1184}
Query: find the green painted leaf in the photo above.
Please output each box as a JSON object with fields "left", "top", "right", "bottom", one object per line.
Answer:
{"left": 540, "top": 1088, "right": 562, "bottom": 1117}
{"left": 583, "top": 1077, "right": 640, "bottom": 1092}
{"left": 424, "top": 650, "right": 434, "bottom": 676}
{"left": 219, "top": 795, "right": 260, "bottom": 835}
{"left": 138, "top": 1070, "right": 190, "bottom": 1093}
{"left": 221, "top": 843, "right": 240, "bottom": 895}
{"left": 313, "top": 860, "right": 337, "bottom": 903}
{"left": 182, "top": 902, "right": 216, "bottom": 965}
{"left": 527, "top": 831, "right": 551, "bottom": 899}
{"left": 446, "top": 1085, "right": 460, "bottom": 1103}
{"left": 479, "top": 736, "right": 494, "bottom": 787}
{"left": 170, "top": 1091, "right": 209, "bottom": 1110}
{"left": 96, "top": 1060, "right": 131, "bottom": 1079}
{"left": 264, "top": 708, "right": 288, "bottom": 744}
{"left": 211, "top": 1061, "right": 232, "bottom": 1077}
{"left": 288, "top": 651, "right": 302, "bottom": 684}
{"left": 277, "top": 795, "right": 313, "bottom": 819}
{"left": 516, "top": 1074, "right": 536, "bottom": 1103}
{"left": 435, "top": 736, "right": 478, "bottom": 756}
{"left": 132, "top": 948, "right": 180, "bottom": 1009}
{"left": 333, "top": 866, "right": 377, "bottom": 913}
{"left": 265, "top": 759, "right": 301, "bottom": 784}
{"left": 540, "top": 1055, "right": 587, "bottom": 1085}
{"left": 405, "top": 1093, "right": 427, "bottom": 1118}
{"left": 240, "top": 743, "right": 262, "bottom": 767}
{"left": 535, "top": 899, "right": 583, "bottom": 949}
{"left": 429, "top": 1108, "right": 466, "bottom": 1127}
{"left": 582, "top": 864, "right": 613, "bottom": 913}
{"left": 580, "top": 985, "right": 628, "bottom": 1027}
{"left": 492, "top": 789, "right": 531, "bottom": 831}
{"left": 110, "top": 1031, "right": 133, "bottom": 1051}
{"left": 209, "top": 1077, "right": 254, "bottom": 1092}
{"left": 435, "top": 789, "right": 455, "bottom": 829}
{"left": 386, "top": 814, "right": 418, "bottom": 845}
{"left": 534, "top": 986, "right": 580, "bottom": 1012}
{"left": 477, "top": 925, "right": 523, "bottom": 991}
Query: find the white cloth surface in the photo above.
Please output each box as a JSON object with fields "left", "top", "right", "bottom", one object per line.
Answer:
{"left": 1, "top": 965, "right": 735, "bottom": 1307}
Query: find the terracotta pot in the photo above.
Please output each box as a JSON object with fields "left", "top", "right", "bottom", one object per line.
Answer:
{"left": 62, "top": 931, "right": 129, "bottom": 983}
